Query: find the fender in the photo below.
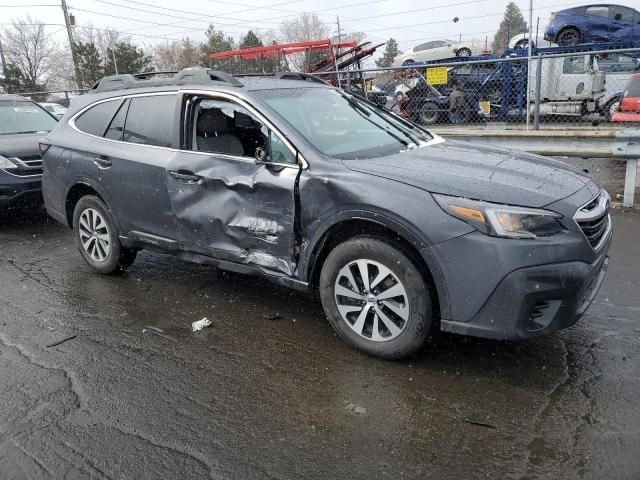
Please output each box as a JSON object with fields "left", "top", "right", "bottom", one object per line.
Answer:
{"left": 298, "top": 207, "right": 451, "bottom": 320}
{"left": 64, "top": 175, "right": 125, "bottom": 235}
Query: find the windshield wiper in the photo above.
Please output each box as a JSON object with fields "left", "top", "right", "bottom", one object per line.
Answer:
{"left": 342, "top": 93, "right": 410, "bottom": 147}
{"left": 344, "top": 92, "right": 424, "bottom": 147}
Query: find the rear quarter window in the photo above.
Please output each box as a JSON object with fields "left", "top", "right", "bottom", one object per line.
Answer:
{"left": 74, "top": 99, "right": 122, "bottom": 137}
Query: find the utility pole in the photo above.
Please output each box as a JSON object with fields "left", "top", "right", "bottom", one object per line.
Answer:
{"left": 0, "top": 39, "right": 6, "bottom": 93}
{"left": 61, "top": 0, "right": 83, "bottom": 88}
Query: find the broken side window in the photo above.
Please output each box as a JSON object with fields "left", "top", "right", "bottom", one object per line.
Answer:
{"left": 191, "top": 98, "right": 296, "bottom": 164}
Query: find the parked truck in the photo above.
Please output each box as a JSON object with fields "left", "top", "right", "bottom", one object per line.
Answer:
{"left": 496, "top": 41, "right": 640, "bottom": 120}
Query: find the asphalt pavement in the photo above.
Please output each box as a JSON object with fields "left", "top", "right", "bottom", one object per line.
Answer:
{"left": 0, "top": 207, "right": 639, "bottom": 480}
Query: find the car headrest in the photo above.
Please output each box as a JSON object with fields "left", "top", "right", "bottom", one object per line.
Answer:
{"left": 197, "top": 108, "right": 229, "bottom": 134}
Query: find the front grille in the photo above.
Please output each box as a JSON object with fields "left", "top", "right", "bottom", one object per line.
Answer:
{"left": 575, "top": 191, "right": 610, "bottom": 250}
{"left": 5, "top": 155, "right": 43, "bottom": 176}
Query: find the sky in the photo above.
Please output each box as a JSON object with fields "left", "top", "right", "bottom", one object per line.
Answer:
{"left": 3, "top": 0, "right": 640, "bottom": 63}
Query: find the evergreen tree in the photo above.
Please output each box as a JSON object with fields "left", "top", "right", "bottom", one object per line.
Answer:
{"left": 375, "top": 38, "right": 399, "bottom": 68}
{"left": 75, "top": 41, "right": 104, "bottom": 87}
{"left": 239, "top": 30, "right": 263, "bottom": 73}
{"left": 104, "top": 41, "right": 153, "bottom": 76}
{"left": 201, "top": 24, "right": 235, "bottom": 72}
{"left": 492, "top": 2, "right": 527, "bottom": 54}
{"left": 1, "top": 64, "right": 27, "bottom": 93}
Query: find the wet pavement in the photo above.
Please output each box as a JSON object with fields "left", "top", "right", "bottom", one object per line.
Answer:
{"left": 0, "top": 207, "right": 639, "bottom": 480}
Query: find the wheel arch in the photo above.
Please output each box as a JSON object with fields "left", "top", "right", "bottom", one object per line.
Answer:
{"left": 65, "top": 178, "right": 117, "bottom": 231}
{"left": 303, "top": 213, "right": 446, "bottom": 320}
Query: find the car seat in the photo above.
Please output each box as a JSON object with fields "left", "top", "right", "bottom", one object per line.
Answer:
{"left": 196, "top": 108, "right": 245, "bottom": 156}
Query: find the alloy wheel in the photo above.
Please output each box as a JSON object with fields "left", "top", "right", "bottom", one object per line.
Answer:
{"left": 334, "top": 259, "right": 409, "bottom": 342}
{"left": 78, "top": 208, "right": 111, "bottom": 262}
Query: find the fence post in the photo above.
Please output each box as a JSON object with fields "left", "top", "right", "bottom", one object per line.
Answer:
{"left": 346, "top": 70, "right": 351, "bottom": 89}
{"left": 534, "top": 54, "right": 542, "bottom": 131}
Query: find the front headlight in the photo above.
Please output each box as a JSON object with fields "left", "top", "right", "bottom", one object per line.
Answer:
{"left": 0, "top": 155, "right": 18, "bottom": 170}
{"left": 434, "top": 194, "right": 565, "bottom": 239}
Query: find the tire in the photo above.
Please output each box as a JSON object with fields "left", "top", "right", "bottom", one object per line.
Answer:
{"left": 556, "top": 27, "right": 580, "bottom": 46}
{"left": 602, "top": 99, "right": 620, "bottom": 122}
{"left": 456, "top": 47, "right": 472, "bottom": 57}
{"left": 73, "top": 195, "right": 136, "bottom": 274}
{"left": 402, "top": 59, "right": 415, "bottom": 66}
{"left": 514, "top": 39, "right": 534, "bottom": 50}
{"left": 419, "top": 102, "right": 440, "bottom": 125}
{"left": 319, "top": 237, "right": 434, "bottom": 359}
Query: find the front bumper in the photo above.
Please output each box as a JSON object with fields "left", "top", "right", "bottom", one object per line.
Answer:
{"left": 0, "top": 171, "right": 42, "bottom": 207}
{"left": 439, "top": 254, "right": 609, "bottom": 340}
{"left": 423, "top": 216, "right": 612, "bottom": 341}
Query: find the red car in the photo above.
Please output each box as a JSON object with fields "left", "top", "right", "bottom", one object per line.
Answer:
{"left": 612, "top": 72, "right": 640, "bottom": 122}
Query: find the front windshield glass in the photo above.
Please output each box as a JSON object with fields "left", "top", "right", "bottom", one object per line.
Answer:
{"left": 256, "top": 87, "right": 433, "bottom": 160}
{"left": 0, "top": 100, "right": 58, "bottom": 135}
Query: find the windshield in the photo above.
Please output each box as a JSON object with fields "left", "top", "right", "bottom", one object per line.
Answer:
{"left": 256, "top": 87, "right": 433, "bottom": 160}
{"left": 0, "top": 100, "right": 58, "bottom": 135}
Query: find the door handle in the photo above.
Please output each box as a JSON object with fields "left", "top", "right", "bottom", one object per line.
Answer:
{"left": 169, "top": 170, "right": 201, "bottom": 183}
{"left": 93, "top": 156, "right": 112, "bottom": 168}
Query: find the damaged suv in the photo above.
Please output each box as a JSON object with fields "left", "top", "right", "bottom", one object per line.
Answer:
{"left": 41, "top": 68, "right": 611, "bottom": 359}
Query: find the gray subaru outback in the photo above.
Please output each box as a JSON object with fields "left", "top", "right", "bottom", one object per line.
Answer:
{"left": 41, "top": 68, "right": 611, "bottom": 359}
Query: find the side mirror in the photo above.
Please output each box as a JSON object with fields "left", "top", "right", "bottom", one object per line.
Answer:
{"left": 254, "top": 147, "right": 268, "bottom": 163}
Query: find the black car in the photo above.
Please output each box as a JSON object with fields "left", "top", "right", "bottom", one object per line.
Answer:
{"left": 0, "top": 95, "right": 58, "bottom": 211}
{"left": 42, "top": 68, "right": 611, "bottom": 359}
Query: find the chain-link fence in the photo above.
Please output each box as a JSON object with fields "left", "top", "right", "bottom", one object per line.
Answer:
{"left": 314, "top": 46, "right": 640, "bottom": 131}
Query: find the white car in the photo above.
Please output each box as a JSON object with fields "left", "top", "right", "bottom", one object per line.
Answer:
{"left": 39, "top": 102, "right": 67, "bottom": 119}
{"left": 508, "top": 33, "right": 556, "bottom": 50}
{"left": 393, "top": 40, "right": 482, "bottom": 66}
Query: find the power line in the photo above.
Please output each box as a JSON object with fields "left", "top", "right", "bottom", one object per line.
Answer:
{"left": 0, "top": 4, "right": 58, "bottom": 6}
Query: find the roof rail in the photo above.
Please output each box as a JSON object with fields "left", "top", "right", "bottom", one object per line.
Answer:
{"left": 89, "top": 67, "right": 244, "bottom": 93}
{"left": 235, "top": 71, "right": 329, "bottom": 85}
{"left": 273, "top": 72, "right": 328, "bottom": 84}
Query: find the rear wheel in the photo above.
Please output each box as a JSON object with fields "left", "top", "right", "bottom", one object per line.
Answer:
{"left": 514, "top": 39, "right": 534, "bottom": 50}
{"left": 602, "top": 99, "right": 621, "bottom": 122}
{"left": 319, "top": 237, "right": 434, "bottom": 359}
{"left": 73, "top": 196, "right": 137, "bottom": 274}
{"left": 456, "top": 47, "right": 472, "bottom": 57}
{"left": 402, "top": 59, "right": 415, "bottom": 66}
{"left": 419, "top": 102, "right": 440, "bottom": 125}
{"left": 556, "top": 27, "right": 581, "bottom": 46}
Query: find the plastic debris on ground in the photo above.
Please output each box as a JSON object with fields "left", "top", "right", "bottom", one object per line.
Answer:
{"left": 192, "top": 317, "right": 212, "bottom": 332}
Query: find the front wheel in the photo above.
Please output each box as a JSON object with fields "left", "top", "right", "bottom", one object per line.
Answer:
{"left": 73, "top": 195, "right": 137, "bottom": 274}
{"left": 556, "top": 27, "right": 580, "bottom": 46}
{"left": 319, "top": 237, "right": 434, "bottom": 359}
{"left": 419, "top": 102, "right": 440, "bottom": 125}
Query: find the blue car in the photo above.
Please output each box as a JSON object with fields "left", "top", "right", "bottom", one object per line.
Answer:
{"left": 544, "top": 4, "right": 640, "bottom": 45}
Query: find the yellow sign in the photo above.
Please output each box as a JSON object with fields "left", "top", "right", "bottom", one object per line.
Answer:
{"left": 426, "top": 67, "right": 448, "bottom": 85}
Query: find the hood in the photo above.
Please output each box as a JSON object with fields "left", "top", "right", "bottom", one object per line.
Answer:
{"left": 343, "top": 139, "right": 590, "bottom": 208}
{"left": 0, "top": 132, "right": 44, "bottom": 158}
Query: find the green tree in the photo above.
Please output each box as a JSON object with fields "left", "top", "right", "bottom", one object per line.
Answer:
{"left": 239, "top": 30, "right": 263, "bottom": 73}
{"left": 104, "top": 41, "right": 153, "bottom": 76}
{"left": 375, "top": 38, "right": 399, "bottom": 68}
{"left": 201, "top": 24, "right": 235, "bottom": 72}
{"left": 1, "top": 63, "right": 27, "bottom": 93}
{"left": 75, "top": 41, "right": 104, "bottom": 87}
{"left": 492, "top": 2, "right": 527, "bottom": 54}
